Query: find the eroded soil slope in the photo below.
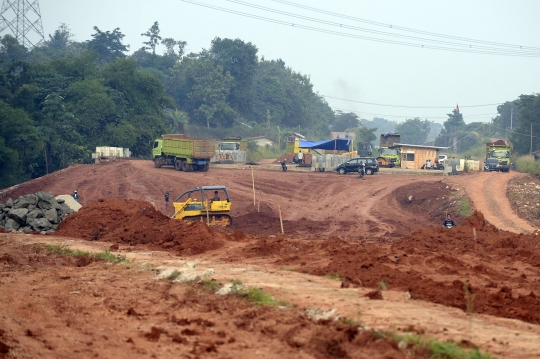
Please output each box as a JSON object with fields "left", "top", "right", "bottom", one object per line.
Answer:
{"left": 0, "top": 238, "right": 434, "bottom": 359}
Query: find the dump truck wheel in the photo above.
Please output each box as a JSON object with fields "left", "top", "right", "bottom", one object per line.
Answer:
{"left": 154, "top": 159, "right": 161, "bottom": 168}
{"left": 202, "top": 163, "right": 209, "bottom": 172}
{"left": 175, "top": 160, "right": 182, "bottom": 171}
{"left": 181, "top": 160, "right": 189, "bottom": 171}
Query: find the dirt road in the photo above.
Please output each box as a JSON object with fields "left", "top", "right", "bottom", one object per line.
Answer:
{"left": 460, "top": 171, "right": 536, "bottom": 233}
{"left": 1, "top": 160, "right": 470, "bottom": 238}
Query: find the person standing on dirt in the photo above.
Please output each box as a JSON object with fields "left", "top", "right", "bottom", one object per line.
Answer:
{"left": 443, "top": 214, "right": 457, "bottom": 228}
{"left": 298, "top": 151, "right": 303, "bottom": 164}
{"left": 358, "top": 161, "right": 366, "bottom": 179}
{"left": 164, "top": 191, "right": 170, "bottom": 208}
{"left": 72, "top": 190, "right": 79, "bottom": 203}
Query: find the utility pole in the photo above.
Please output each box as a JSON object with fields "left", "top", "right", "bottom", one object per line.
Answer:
{"left": 510, "top": 107, "right": 513, "bottom": 130}
{"left": 0, "top": 0, "right": 44, "bottom": 48}
{"left": 530, "top": 122, "right": 533, "bottom": 156}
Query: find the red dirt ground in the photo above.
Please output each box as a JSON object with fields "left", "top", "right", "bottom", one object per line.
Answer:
{"left": 1, "top": 160, "right": 539, "bottom": 358}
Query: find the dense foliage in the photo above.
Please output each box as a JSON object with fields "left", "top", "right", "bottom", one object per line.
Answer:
{"left": 0, "top": 24, "right": 335, "bottom": 188}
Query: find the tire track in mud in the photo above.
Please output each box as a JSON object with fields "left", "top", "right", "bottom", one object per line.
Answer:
{"left": 464, "top": 172, "right": 535, "bottom": 234}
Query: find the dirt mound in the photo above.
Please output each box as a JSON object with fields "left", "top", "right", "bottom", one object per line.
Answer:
{"left": 394, "top": 211, "right": 538, "bottom": 255}
{"left": 229, "top": 204, "right": 353, "bottom": 238}
{"left": 55, "top": 198, "right": 226, "bottom": 255}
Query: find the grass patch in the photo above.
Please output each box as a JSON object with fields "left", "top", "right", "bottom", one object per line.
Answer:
{"left": 323, "top": 273, "right": 344, "bottom": 280}
{"left": 201, "top": 278, "right": 221, "bottom": 292}
{"left": 37, "top": 244, "right": 128, "bottom": 265}
{"left": 237, "top": 287, "right": 290, "bottom": 307}
{"left": 457, "top": 196, "right": 473, "bottom": 217}
{"left": 377, "top": 280, "right": 388, "bottom": 291}
{"left": 166, "top": 270, "right": 181, "bottom": 281}
{"left": 516, "top": 155, "right": 540, "bottom": 176}
{"left": 378, "top": 331, "right": 493, "bottom": 359}
{"left": 94, "top": 249, "right": 128, "bottom": 264}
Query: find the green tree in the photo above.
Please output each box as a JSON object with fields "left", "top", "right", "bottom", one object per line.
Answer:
{"left": 443, "top": 109, "right": 465, "bottom": 134}
{"left": 164, "top": 108, "right": 189, "bottom": 134}
{"left": 355, "top": 126, "right": 378, "bottom": 143}
{"left": 209, "top": 37, "right": 258, "bottom": 116}
{"left": 141, "top": 21, "right": 162, "bottom": 55}
{"left": 87, "top": 26, "right": 129, "bottom": 62}
{"left": 161, "top": 37, "right": 186, "bottom": 62}
{"left": 396, "top": 118, "right": 431, "bottom": 144}
{"left": 509, "top": 94, "right": 540, "bottom": 155}
{"left": 333, "top": 111, "right": 360, "bottom": 131}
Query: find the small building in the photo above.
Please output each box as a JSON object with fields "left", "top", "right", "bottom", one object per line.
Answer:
{"left": 389, "top": 143, "right": 449, "bottom": 170}
{"left": 250, "top": 136, "right": 276, "bottom": 147}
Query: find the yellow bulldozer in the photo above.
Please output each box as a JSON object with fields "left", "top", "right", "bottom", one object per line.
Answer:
{"left": 172, "top": 186, "right": 232, "bottom": 226}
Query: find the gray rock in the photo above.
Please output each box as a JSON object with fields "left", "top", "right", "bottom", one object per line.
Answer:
{"left": 0, "top": 203, "right": 5, "bottom": 209}
{"left": 2, "top": 208, "right": 10, "bottom": 213}
{"left": 4, "top": 218, "right": 21, "bottom": 231}
{"left": 13, "top": 194, "right": 37, "bottom": 209}
{"left": 26, "top": 209, "right": 41, "bottom": 222}
{"left": 51, "top": 224, "right": 58, "bottom": 230}
{"left": 5, "top": 198, "right": 13, "bottom": 208}
{"left": 0, "top": 219, "right": 5, "bottom": 227}
{"left": 21, "top": 226, "right": 34, "bottom": 233}
{"left": 0, "top": 212, "right": 4, "bottom": 221}
{"left": 38, "top": 198, "right": 55, "bottom": 210}
{"left": 56, "top": 198, "right": 65, "bottom": 204}
{"left": 52, "top": 201, "right": 63, "bottom": 210}
{"left": 27, "top": 204, "right": 36, "bottom": 211}
{"left": 60, "top": 203, "right": 74, "bottom": 214}
{"left": 44, "top": 208, "right": 58, "bottom": 224}
{"left": 36, "top": 191, "right": 55, "bottom": 202}
{"left": 8, "top": 208, "right": 29, "bottom": 224}
{"left": 30, "top": 218, "right": 52, "bottom": 230}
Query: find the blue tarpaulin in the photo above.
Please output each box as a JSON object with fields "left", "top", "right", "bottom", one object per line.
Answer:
{"left": 299, "top": 138, "right": 350, "bottom": 151}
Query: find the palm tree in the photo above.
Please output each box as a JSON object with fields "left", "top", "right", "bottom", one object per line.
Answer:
{"left": 165, "top": 109, "right": 189, "bottom": 134}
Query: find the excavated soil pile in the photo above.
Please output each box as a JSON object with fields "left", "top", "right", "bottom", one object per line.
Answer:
{"left": 55, "top": 198, "right": 226, "bottom": 255}
{"left": 312, "top": 211, "right": 540, "bottom": 324}
{"left": 394, "top": 180, "right": 468, "bottom": 223}
{"left": 224, "top": 211, "right": 540, "bottom": 325}
{"left": 229, "top": 204, "right": 355, "bottom": 237}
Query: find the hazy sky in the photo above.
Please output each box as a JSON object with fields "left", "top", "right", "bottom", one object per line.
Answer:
{"left": 32, "top": 0, "right": 540, "bottom": 124}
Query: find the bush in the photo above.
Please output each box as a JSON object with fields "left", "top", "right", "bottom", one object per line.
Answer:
{"left": 515, "top": 155, "right": 540, "bottom": 176}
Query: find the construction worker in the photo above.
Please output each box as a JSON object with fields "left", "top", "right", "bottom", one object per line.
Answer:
{"left": 210, "top": 190, "right": 220, "bottom": 202}
{"left": 164, "top": 191, "right": 170, "bottom": 208}
{"left": 72, "top": 190, "right": 79, "bottom": 203}
{"left": 443, "top": 214, "right": 457, "bottom": 228}
{"left": 297, "top": 151, "right": 303, "bottom": 164}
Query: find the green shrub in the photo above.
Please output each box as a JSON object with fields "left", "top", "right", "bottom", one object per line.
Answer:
{"left": 515, "top": 155, "right": 540, "bottom": 176}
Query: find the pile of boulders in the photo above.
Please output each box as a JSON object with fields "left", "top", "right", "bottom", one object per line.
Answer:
{"left": 0, "top": 192, "right": 75, "bottom": 233}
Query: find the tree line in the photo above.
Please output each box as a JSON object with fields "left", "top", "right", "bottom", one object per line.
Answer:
{"left": 0, "top": 23, "right": 334, "bottom": 188}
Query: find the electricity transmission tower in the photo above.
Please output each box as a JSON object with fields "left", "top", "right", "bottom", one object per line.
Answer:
{"left": 0, "top": 0, "right": 44, "bottom": 48}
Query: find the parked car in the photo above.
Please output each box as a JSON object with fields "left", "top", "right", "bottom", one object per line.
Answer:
{"left": 336, "top": 157, "right": 379, "bottom": 175}
{"left": 484, "top": 158, "right": 501, "bottom": 172}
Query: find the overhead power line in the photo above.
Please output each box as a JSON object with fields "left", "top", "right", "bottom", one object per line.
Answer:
{"left": 272, "top": 0, "right": 540, "bottom": 52}
{"left": 330, "top": 105, "right": 496, "bottom": 120}
{"left": 181, "top": 0, "right": 540, "bottom": 57}
{"left": 324, "top": 95, "right": 502, "bottom": 109}
{"left": 229, "top": 0, "right": 540, "bottom": 55}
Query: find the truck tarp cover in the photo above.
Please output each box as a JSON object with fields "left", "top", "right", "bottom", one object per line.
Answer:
{"left": 299, "top": 139, "right": 350, "bottom": 151}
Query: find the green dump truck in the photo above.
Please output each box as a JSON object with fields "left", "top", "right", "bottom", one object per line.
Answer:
{"left": 152, "top": 134, "right": 215, "bottom": 172}
{"left": 377, "top": 133, "right": 401, "bottom": 167}
{"left": 486, "top": 139, "right": 511, "bottom": 172}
